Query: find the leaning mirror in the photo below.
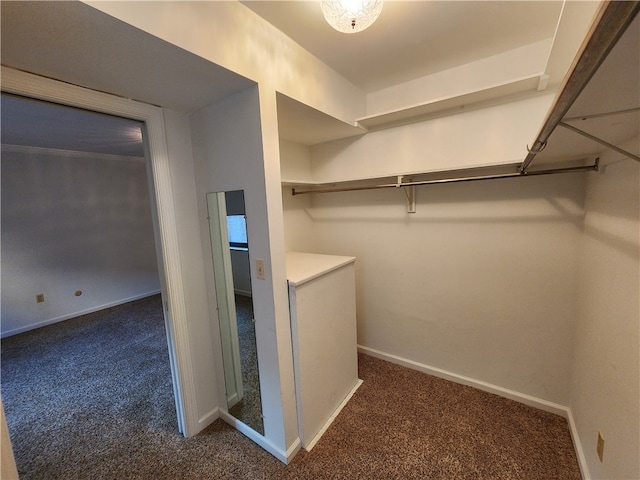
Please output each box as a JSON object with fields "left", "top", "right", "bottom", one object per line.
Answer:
{"left": 206, "top": 190, "right": 263, "bottom": 435}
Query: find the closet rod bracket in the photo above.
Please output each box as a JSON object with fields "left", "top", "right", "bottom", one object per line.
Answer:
{"left": 404, "top": 185, "right": 416, "bottom": 213}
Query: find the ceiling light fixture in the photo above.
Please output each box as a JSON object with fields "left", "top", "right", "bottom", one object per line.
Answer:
{"left": 321, "top": 0, "right": 384, "bottom": 34}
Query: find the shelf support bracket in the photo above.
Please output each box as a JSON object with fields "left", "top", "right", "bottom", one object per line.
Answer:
{"left": 558, "top": 122, "right": 640, "bottom": 163}
{"left": 396, "top": 176, "right": 416, "bottom": 213}
{"left": 404, "top": 185, "right": 416, "bottom": 214}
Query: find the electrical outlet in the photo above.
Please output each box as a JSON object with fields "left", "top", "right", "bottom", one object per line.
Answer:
{"left": 597, "top": 431, "right": 604, "bottom": 462}
{"left": 36, "top": 293, "right": 45, "bottom": 303}
{"left": 256, "top": 258, "right": 266, "bottom": 280}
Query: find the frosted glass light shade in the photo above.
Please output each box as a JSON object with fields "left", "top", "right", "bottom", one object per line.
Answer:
{"left": 321, "top": 0, "right": 384, "bottom": 34}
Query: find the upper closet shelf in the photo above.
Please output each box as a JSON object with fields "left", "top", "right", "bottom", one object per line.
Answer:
{"left": 277, "top": 74, "right": 549, "bottom": 147}
{"left": 277, "top": 92, "right": 366, "bottom": 146}
{"left": 356, "top": 74, "right": 549, "bottom": 131}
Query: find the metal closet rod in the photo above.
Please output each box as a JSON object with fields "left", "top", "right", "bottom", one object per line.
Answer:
{"left": 520, "top": 1, "right": 640, "bottom": 173}
{"left": 291, "top": 160, "right": 599, "bottom": 196}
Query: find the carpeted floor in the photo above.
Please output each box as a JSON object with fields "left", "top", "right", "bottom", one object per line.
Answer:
{"left": 1, "top": 295, "right": 582, "bottom": 479}
{"left": 228, "top": 294, "right": 263, "bottom": 434}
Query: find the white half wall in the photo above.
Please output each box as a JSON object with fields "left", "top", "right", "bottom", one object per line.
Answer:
{"left": 1, "top": 146, "right": 160, "bottom": 337}
{"left": 571, "top": 146, "right": 640, "bottom": 480}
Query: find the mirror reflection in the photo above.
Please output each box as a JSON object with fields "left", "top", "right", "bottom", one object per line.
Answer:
{"left": 207, "top": 190, "right": 263, "bottom": 435}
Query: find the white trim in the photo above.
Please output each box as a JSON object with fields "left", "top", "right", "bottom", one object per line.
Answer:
{"left": 0, "top": 290, "right": 162, "bottom": 338}
{"left": 219, "top": 410, "right": 301, "bottom": 464}
{"left": 358, "top": 345, "right": 568, "bottom": 416}
{"left": 1, "top": 66, "right": 197, "bottom": 436}
{"left": 566, "top": 409, "right": 591, "bottom": 480}
{"left": 197, "top": 407, "right": 220, "bottom": 427}
{"left": 226, "top": 392, "right": 241, "bottom": 408}
{"left": 305, "top": 379, "right": 363, "bottom": 452}
{"left": 285, "top": 437, "right": 303, "bottom": 464}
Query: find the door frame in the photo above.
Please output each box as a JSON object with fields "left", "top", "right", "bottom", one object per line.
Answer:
{"left": 1, "top": 66, "right": 198, "bottom": 436}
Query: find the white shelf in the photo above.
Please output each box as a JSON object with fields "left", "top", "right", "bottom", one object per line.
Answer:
{"left": 286, "top": 252, "right": 356, "bottom": 286}
{"left": 277, "top": 93, "right": 367, "bottom": 146}
{"left": 281, "top": 179, "right": 318, "bottom": 187}
{"left": 356, "top": 74, "right": 547, "bottom": 130}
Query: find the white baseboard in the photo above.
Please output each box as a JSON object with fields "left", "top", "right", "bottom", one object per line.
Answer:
{"left": 1, "top": 290, "right": 162, "bottom": 338}
{"left": 358, "top": 345, "right": 589, "bottom": 479}
{"left": 285, "top": 437, "right": 302, "bottom": 464}
{"left": 566, "top": 409, "right": 591, "bottom": 480}
{"left": 219, "top": 410, "right": 300, "bottom": 464}
{"left": 197, "top": 407, "right": 220, "bottom": 432}
{"left": 359, "top": 345, "right": 567, "bottom": 415}
{"left": 305, "top": 379, "right": 364, "bottom": 451}
{"left": 226, "top": 392, "right": 240, "bottom": 409}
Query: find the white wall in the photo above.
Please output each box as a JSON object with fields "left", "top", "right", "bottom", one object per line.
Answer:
{"left": 1, "top": 146, "right": 160, "bottom": 337}
{"left": 74, "top": 0, "right": 622, "bottom": 466}
{"left": 81, "top": 3, "right": 368, "bottom": 456}
{"left": 280, "top": 140, "right": 318, "bottom": 253}
{"left": 161, "top": 109, "right": 222, "bottom": 434}
{"left": 366, "top": 39, "right": 552, "bottom": 115}
{"left": 571, "top": 146, "right": 639, "bottom": 480}
{"left": 280, "top": 139, "right": 313, "bottom": 183}
{"left": 190, "top": 86, "right": 298, "bottom": 459}
{"left": 365, "top": 1, "right": 601, "bottom": 117}
{"left": 285, "top": 172, "right": 585, "bottom": 406}
{"left": 86, "top": 1, "right": 366, "bottom": 126}
{"left": 311, "top": 93, "right": 556, "bottom": 183}
{"left": 282, "top": 186, "right": 317, "bottom": 254}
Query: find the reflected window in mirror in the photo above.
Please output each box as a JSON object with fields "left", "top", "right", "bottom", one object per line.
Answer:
{"left": 227, "top": 214, "right": 248, "bottom": 250}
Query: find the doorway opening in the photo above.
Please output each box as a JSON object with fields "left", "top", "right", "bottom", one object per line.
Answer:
{"left": 0, "top": 93, "right": 182, "bottom": 475}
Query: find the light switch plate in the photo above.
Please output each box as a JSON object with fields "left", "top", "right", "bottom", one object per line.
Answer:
{"left": 256, "top": 259, "right": 266, "bottom": 280}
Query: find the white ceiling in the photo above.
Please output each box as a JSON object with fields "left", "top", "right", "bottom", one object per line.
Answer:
{"left": 1, "top": 1, "right": 255, "bottom": 157}
{"left": 1, "top": 1, "right": 563, "bottom": 111}
{"left": 1, "top": 94, "right": 146, "bottom": 158}
{"left": 0, "top": 1, "right": 255, "bottom": 113}
{"left": 240, "top": 1, "right": 563, "bottom": 92}
{"left": 2, "top": 1, "right": 636, "bottom": 165}
{"left": 531, "top": 12, "right": 640, "bottom": 165}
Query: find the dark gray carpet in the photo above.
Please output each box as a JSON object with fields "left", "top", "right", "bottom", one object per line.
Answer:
{"left": 1, "top": 295, "right": 176, "bottom": 479}
{"left": 1, "top": 296, "right": 581, "bottom": 479}
{"left": 228, "top": 294, "right": 263, "bottom": 434}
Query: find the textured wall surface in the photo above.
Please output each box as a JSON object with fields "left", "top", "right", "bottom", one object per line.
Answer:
{"left": 1, "top": 147, "right": 159, "bottom": 336}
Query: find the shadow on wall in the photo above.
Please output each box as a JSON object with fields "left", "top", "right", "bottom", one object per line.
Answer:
{"left": 1, "top": 147, "right": 160, "bottom": 337}
{"left": 580, "top": 159, "right": 640, "bottom": 261}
